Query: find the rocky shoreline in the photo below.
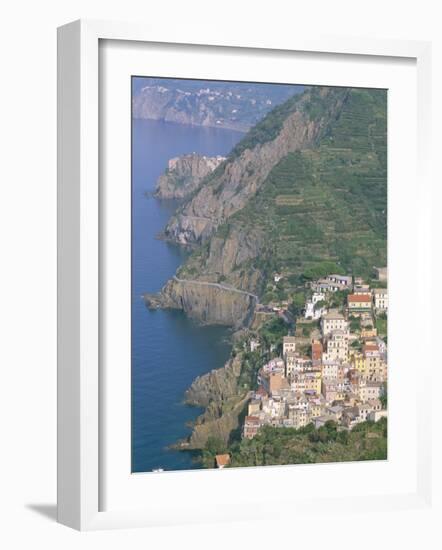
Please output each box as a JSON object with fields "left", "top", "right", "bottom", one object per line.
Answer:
{"left": 171, "top": 353, "right": 250, "bottom": 451}
{"left": 144, "top": 276, "right": 258, "bottom": 328}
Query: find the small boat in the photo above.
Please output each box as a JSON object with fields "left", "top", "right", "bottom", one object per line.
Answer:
{"left": 152, "top": 468, "right": 164, "bottom": 473}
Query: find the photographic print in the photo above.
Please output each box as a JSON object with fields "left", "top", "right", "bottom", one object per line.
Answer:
{"left": 131, "top": 77, "right": 388, "bottom": 473}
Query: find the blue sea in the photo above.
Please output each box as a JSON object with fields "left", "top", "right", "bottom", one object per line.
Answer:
{"left": 131, "top": 118, "right": 244, "bottom": 472}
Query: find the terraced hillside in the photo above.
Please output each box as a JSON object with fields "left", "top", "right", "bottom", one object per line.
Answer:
{"left": 230, "top": 88, "right": 387, "bottom": 284}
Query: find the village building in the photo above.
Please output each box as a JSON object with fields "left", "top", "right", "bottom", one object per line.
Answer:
{"left": 291, "top": 371, "right": 322, "bottom": 395}
{"left": 362, "top": 343, "right": 387, "bottom": 381}
{"left": 321, "top": 312, "right": 348, "bottom": 336}
{"left": 305, "top": 292, "right": 327, "bottom": 320}
{"left": 254, "top": 386, "right": 268, "bottom": 400}
{"left": 215, "top": 454, "right": 230, "bottom": 469}
{"left": 341, "top": 407, "right": 360, "bottom": 428}
{"left": 357, "top": 402, "right": 374, "bottom": 422}
{"left": 374, "top": 266, "right": 388, "bottom": 282}
{"left": 243, "top": 416, "right": 262, "bottom": 439}
{"left": 307, "top": 400, "right": 323, "bottom": 418}
{"left": 322, "top": 330, "right": 349, "bottom": 362}
{"left": 248, "top": 399, "right": 261, "bottom": 416}
{"left": 368, "top": 409, "right": 388, "bottom": 422}
{"left": 358, "top": 381, "right": 383, "bottom": 402}
{"left": 288, "top": 406, "right": 309, "bottom": 428}
{"left": 326, "top": 274, "right": 352, "bottom": 287}
{"left": 312, "top": 274, "right": 351, "bottom": 293}
{"left": 285, "top": 353, "right": 312, "bottom": 378}
{"left": 347, "top": 293, "right": 372, "bottom": 313}
{"left": 353, "top": 284, "right": 371, "bottom": 295}
{"left": 282, "top": 336, "right": 296, "bottom": 356}
{"left": 322, "top": 361, "right": 340, "bottom": 379}
{"left": 327, "top": 405, "right": 344, "bottom": 421}
{"left": 361, "top": 327, "right": 377, "bottom": 339}
{"left": 373, "top": 288, "right": 388, "bottom": 311}
{"left": 312, "top": 339, "right": 323, "bottom": 362}
{"left": 249, "top": 338, "right": 260, "bottom": 352}
{"left": 351, "top": 351, "right": 367, "bottom": 377}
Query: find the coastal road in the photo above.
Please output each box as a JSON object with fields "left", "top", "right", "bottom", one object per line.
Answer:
{"left": 173, "top": 276, "right": 259, "bottom": 301}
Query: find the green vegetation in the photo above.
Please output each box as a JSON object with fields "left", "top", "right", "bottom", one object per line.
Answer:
{"left": 289, "top": 291, "right": 306, "bottom": 316}
{"left": 380, "top": 382, "right": 388, "bottom": 409}
{"left": 237, "top": 349, "right": 263, "bottom": 390}
{"left": 200, "top": 436, "right": 228, "bottom": 468}
{"left": 226, "top": 418, "right": 387, "bottom": 467}
{"left": 229, "top": 91, "right": 306, "bottom": 158}
{"left": 228, "top": 88, "right": 387, "bottom": 292}
{"left": 376, "top": 312, "right": 388, "bottom": 336}
{"left": 349, "top": 315, "right": 361, "bottom": 332}
{"left": 259, "top": 317, "right": 288, "bottom": 355}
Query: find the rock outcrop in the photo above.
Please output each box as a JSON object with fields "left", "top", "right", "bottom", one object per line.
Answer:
{"left": 177, "top": 354, "right": 249, "bottom": 449}
{"left": 154, "top": 154, "right": 225, "bottom": 199}
{"left": 144, "top": 276, "right": 257, "bottom": 327}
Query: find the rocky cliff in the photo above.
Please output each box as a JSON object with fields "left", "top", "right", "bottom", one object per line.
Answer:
{"left": 176, "top": 354, "right": 249, "bottom": 449}
{"left": 154, "top": 154, "right": 225, "bottom": 199}
{"left": 144, "top": 276, "right": 257, "bottom": 327}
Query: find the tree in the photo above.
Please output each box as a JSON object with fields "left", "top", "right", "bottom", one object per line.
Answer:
{"left": 290, "top": 291, "right": 305, "bottom": 317}
{"left": 380, "top": 382, "right": 388, "bottom": 408}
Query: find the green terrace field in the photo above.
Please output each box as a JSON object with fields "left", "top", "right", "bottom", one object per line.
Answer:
{"left": 225, "top": 88, "right": 387, "bottom": 288}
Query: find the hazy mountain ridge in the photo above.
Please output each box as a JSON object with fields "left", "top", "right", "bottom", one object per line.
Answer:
{"left": 133, "top": 79, "right": 304, "bottom": 132}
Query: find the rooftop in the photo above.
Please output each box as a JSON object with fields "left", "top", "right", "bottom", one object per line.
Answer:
{"left": 348, "top": 294, "right": 372, "bottom": 303}
{"left": 322, "top": 312, "right": 345, "bottom": 320}
{"left": 215, "top": 454, "right": 231, "bottom": 468}
{"left": 245, "top": 416, "right": 261, "bottom": 425}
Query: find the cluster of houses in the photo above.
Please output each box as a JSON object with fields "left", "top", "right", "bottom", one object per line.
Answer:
{"left": 242, "top": 273, "right": 388, "bottom": 440}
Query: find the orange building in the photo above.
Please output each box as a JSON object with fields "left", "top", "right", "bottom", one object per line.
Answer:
{"left": 312, "top": 340, "right": 323, "bottom": 361}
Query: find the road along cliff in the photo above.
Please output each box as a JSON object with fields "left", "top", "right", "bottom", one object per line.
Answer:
{"left": 144, "top": 276, "right": 258, "bottom": 328}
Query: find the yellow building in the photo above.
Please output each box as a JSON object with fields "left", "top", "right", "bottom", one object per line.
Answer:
{"left": 292, "top": 371, "right": 322, "bottom": 395}
{"left": 361, "top": 327, "right": 377, "bottom": 338}
{"left": 351, "top": 351, "right": 367, "bottom": 377}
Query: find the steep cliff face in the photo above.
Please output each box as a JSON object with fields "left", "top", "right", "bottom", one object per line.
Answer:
{"left": 144, "top": 276, "right": 257, "bottom": 327}
{"left": 154, "top": 154, "right": 225, "bottom": 199}
{"left": 177, "top": 354, "right": 248, "bottom": 449}
{"left": 164, "top": 88, "right": 348, "bottom": 245}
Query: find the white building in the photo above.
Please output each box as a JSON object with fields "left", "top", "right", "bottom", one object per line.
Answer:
{"left": 305, "top": 292, "right": 327, "bottom": 320}
{"left": 322, "top": 330, "right": 349, "bottom": 362}
{"left": 321, "top": 361, "right": 340, "bottom": 379}
{"left": 373, "top": 288, "right": 388, "bottom": 311}
{"left": 283, "top": 336, "right": 296, "bottom": 356}
{"left": 321, "top": 312, "right": 348, "bottom": 337}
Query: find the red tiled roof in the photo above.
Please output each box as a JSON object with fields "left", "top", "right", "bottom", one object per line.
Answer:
{"left": 245, "top": 416, "right": 260, "bottom": 425}
{"left": 363, "top": 344, "right": 379, "bottom": 352}
{"left": 348, "top": 294, "right": 372, "bottom": 303}
{"left": 215, "top": 454, "right": 230, "bottom": 467}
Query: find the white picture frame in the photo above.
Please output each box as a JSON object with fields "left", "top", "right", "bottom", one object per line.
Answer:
{"left": 57, "top": 19, "right": 433, "bottom": 531}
